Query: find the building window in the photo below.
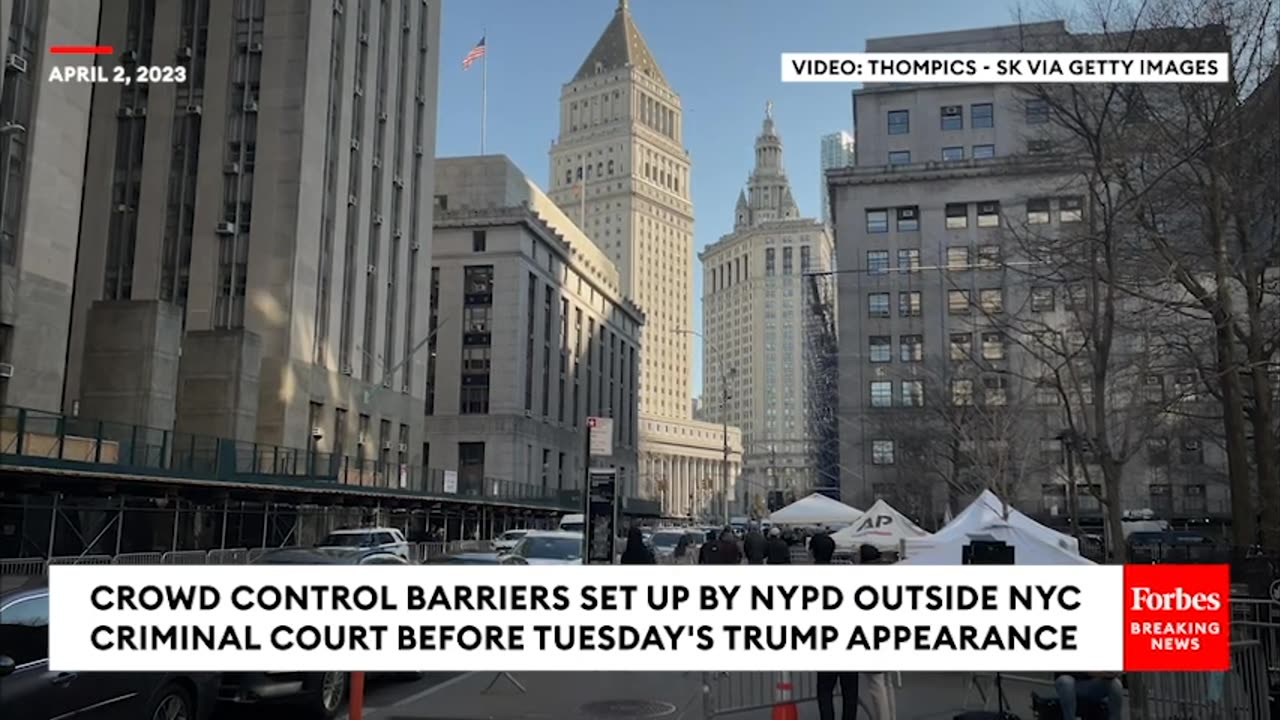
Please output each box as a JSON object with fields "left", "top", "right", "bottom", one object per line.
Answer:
{"left": 1060, "top": 196, "right": 1084, "bottom": 223}
{"left": 458, "top": 442, "right": 485, "bottom": 492}
{"left": 981, "top": 332, "right": 1005, "bottom": 361}
{"left": 871, "top": 440, "right": 895, "bottom": 465}
{"left": 946, "top": 246, "right": 970, "bottom": 270}
{"left": 941, "top": 105, "right": 963, "bottom": 130}
{"left": 1031, "top": 287, "right": 1055, "bottom": 312}
{"left": 1179, "top": 438, "right": 1204, "bottom": 465}
{"left": 951, "top": 379, "right": 975, "bottom": 406}
{"left": 800, "top": 246, "right": 811, "bottom": 272}
{"left": 1025, "top": 98, "right": 1049, "bottom": 124}
{"left": 870, "top": 381, "right": 893, "bottom": 408}
{"left": 1144, "top": 374, "right": 1165, "bottom": 404}
{"left": 897, "top": 248, "right": 921, "bottom": 272}
{"left": 888, "top": 150, "right": 911, "bottom": 165}
{"left": 978, "top": 245, "right": 1001, "bottom": 269}
{"left": 948, "top": 290, "right": 970, "bottom": 314}
{"left": 1027, "top": 198, "right": 1051, "bottom": 224}
{"left": 900, "top": 334, "right": 924, "bottom": 362}
{"left": 898, "top": 291, "right": 922, "bottom": 317}
{"left": 897, "top": 206, "right": 919, "bottom": 232}
{"left": 977, "top": 201, "right": 1000, "bottom": 227}
{"left": 765, "top": 248, "right": 776, "bottom": 275}
{"left": 1066, "top": 284, "right": 1087, "bottom": 310}
{"left": 1036, "top": 382, "right": 1059, "bottom": 405}
{"left": 972, "top": 103, "right": 994, "bottom": 128}
{"left": 472, "top": 230, "right": 486, "bottom": 252}
{"left": 887, "top": 110, "right": 909, "bottom": 135}
{"left": 950, "top": 333, "right": 972, "bottom": 361}
{"left": 869, "top": 336, "right": 892, "bottom": 363}
{"left": 782, "top": 246, "right": 793, "bottom": 274}
{"left": 901, "top": 380, "right": 925, "bottom": 407}
{"left": 945, "top": 203, "right": 968, "bottom": 229}
{"left": 868, "top": 292, "right": 890, "bottom": 318}
{"left": 972, "top": 144, "right": 995, "bottom": 159}
{"left": 1174, "top": 373, "right": 1198, "bottom": 402}
{"left": 942, "top": 146, "right": 965, "bottom": 162}
{"left": 867, "top": 250, "right": 890, "bottom": 274}
{"left": 866, "top": 209, "right": 889, "bottom": 233}
{"left": 979, "top": 288, "right": 1004, "bottom": 313}
{"left": 1147, "top": 437, "right": 1170, "bottom": 466}
{"left": 983, "top": 375, "right": 1007, "bottom": 406}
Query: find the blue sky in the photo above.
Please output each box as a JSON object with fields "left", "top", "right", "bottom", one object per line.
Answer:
{"left": 434, "top": 0, "right": 1031, "bottom": 395}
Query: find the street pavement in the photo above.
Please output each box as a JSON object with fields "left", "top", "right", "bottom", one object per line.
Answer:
{"left": 368, "top": 670, "right": 1054, "bottom": 719}
{"left": 209, "top": 672, "right": 462, "bottom": 720}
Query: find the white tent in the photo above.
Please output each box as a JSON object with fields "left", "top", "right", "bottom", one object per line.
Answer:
{"left": 904, "top": 490, "right": 1079, "bottom": 556}
{"left": 899, "top": 523, "right": 1095, "bottom": 565}
{"left": 767, "top": 493, "right": 863, "bottom": 526}
{"left": 831, "top": 498, "right": 929, "bottom": 549}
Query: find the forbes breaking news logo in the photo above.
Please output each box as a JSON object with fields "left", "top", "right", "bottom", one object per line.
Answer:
{"left": 1123, "top": 565, "right": 1229, "bottom": 671}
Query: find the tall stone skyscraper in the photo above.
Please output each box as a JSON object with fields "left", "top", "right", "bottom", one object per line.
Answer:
{"left": 819, "top": 131, "right": 854, "bottom": 225}
{"left": 549, "top": 0, "right": 742, "bottom": 519}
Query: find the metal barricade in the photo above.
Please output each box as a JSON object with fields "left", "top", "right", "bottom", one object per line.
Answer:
{"left": 47, "top": 555, "right": 113, "bottom": 565}
{"left": 1144, "top": 640, "right": 1269, "bottom": 719}
{"left": 113, "top": 552, "right": 164, "bottom": 565}
{"left": 0, "top": 557, "right": 48, "bottom": 577}
{"left": 161, "top": 550, "right": 209, "bottom": 565}
{"left": 703, "top": 671, "right": 839, "bottom": 717}
{"left": 246, "top": 548, "right": 269, "bottom": 563}
{"left": 207, "top": 548, "right": 249, "bottom": 565}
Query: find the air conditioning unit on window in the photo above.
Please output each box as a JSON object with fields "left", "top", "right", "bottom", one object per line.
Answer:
{"left": 247, "top": 42, "right": 263, "bottom": 53}
{"left": 0, "top": 363, "right": 14, "bottom": 379}
{"left": 115, "top": 203, "right": 129, "bottom": 213}
{"left": 5, "top": 54, "right": 28, "bottom": 74}
{"left": 359, "top": 33, "right": 369, "bottom": 44}
{"left": 398, "top": 443, "right": 408, "bottom": 452}
{"left": 366, "top": 264, "right": 376, "bottom": 274}
{"left": 341, "top": 365, "right": 353, "bottom": 375}
{"left": 414, "top": 145, "right": 424, "bottom": 156}
{"left": 120, "top": 50, "right": 138, "bottom": 63}
{"left": 410, "top": 242, "right": 421, "bottom": 251}
{"left": 176, "top": 46, "right": 192, "bottom": 60}
{"left": 244, "top": 99, "right": 258, "bottom": 112}
{"left": 372, "top": 157, "right": 381, "bottom": 168}
{"left": 215, "top": 221, "right": 236, "bottom": 235}
{"left": 373, "top": 213, "right": 384, "bottom": 225}
{"left": 185, "top": 104, "right": 203, "bottom": 115}
{"left": 224, "top": 162, "right": 241, "bottom": 174}
{"left": 311, "top": 426, "right": 324, "bottom": 439}
{"left": 382, "top": 440, "right": 393, "bottom": 450}
{"left": 347, "top": 194, "right": 358, "bottom": 206}
{"left": 378, "top": 111, "right": 388, "bottom": 122}
{"left": 350, "top": 138, "right": 360, "bottom": 150}
{"left": 117, "top": 107, "right": 134, "bottom": 118}
{"left": 333, "top": 0, "right": 344, "bottom": 14}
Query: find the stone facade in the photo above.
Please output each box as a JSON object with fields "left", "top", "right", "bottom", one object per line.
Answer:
{"left": 64, "top": 0, "right": 442, "bottom": 464}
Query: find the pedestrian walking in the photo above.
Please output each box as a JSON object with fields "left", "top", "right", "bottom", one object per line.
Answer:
{"left": 620, "top": 527, "right": 654, "bottom": 564}
{"left": 765, "top": 528, "right": 791, "bottom": 564}
{"left": 810, "top": 530, "right": 836, "bottom": 565}
{"left": 743, "top": 524, "right": 766, "bottom": 564}
{"left": 813, "top": 530, "right": 855, "bottom": 719}
{"left": 857, "top": 545, "right": 896, "bottom": 720}
{"left": 698, "top": 530, "right": 721, "bottom": 564}
{"left": 715, "top": 527, "right": 743, "bottom": 564}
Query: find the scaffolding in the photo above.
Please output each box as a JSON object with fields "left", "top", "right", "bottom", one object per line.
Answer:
{"left": 804, "top": 271, "right": 840, "bottom": 498}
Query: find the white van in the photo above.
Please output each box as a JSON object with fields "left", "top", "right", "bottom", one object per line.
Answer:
{"left": 558, "top": 513, "right": 584, "bottom": 533}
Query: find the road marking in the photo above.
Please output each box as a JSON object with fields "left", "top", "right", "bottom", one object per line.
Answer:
{"left": 338, "top": 672, "right": 473, "bottom": 719}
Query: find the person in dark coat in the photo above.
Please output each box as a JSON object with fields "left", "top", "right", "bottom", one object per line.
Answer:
{"left": 715, "top": 527, "right": 743, "bottom": 564}
{"left": 765, "top": 528, "right": 791, "bottom": 564}
{"left": 742, "top": 524, "right": 767, "bottom": 564}
{"left": 620, "top": 527, "right": 655, "bottom": 565}
{"left": 810, "top": 531, "right": 836, "bottom": 565}
{"left": 698, "top": 531, "right": 722, "bottom": 564}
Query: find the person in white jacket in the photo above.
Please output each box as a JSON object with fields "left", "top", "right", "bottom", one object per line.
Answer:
{"left": 857, "top": 544, "right": 898, "bottom": 720}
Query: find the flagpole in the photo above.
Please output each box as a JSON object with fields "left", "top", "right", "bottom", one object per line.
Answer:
{"left": 480, "top": 30, "right": 487, "bottom": 154}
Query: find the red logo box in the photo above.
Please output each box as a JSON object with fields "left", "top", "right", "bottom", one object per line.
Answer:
{"left": 1123, "top": 564, "right": 1230, "bottom": 671}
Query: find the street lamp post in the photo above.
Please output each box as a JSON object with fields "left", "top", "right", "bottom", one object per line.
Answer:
{"left": 679, "top": 328, "right": 733, "bottom": 526}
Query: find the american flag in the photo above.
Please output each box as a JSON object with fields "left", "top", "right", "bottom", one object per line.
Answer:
{"left": 462, "top": 37, "right": 486, "bottom": 70}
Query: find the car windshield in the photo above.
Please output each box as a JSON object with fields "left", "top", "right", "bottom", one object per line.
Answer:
{"left": 651, "top": 532, "right": 683, "bottom": 548}
{"left": 515, "top": 536, "right": 580, "bottom": 560}
{"left": 320, "top": 532, "right": 374, "bottom": 547}
{"left": 501, "top": 531, "right": 527, "bottom": 541}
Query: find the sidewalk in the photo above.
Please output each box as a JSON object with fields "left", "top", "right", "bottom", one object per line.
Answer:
{"left": 375, "top": 670, "right": 1050, "bottom": 719}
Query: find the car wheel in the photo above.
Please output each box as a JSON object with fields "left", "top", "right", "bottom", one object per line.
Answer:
{"left": 148, "top": 682, "right": 194, "bottom": 720}
{"left": 308, "top": 671, "right": 348, "bottom": 719}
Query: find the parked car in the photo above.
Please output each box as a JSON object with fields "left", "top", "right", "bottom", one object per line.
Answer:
{"left": 500, "top": 531, "right": 584, "bottom": 565}
{"left": 491, "top": 529, "right": 529, "bottom": 553}
{"left": 218, "top": 547, "right": 414, "bottom": 718}
{"left": 0, "top": 578, "right": 219, "bottom": 720}
{"left": 317, "top": 527, "right": 411, "bottom": 561}
{"left": 431, "top": 552, "right": 503, "bottom": 565}
{"left": 558, "top": 514, "right": 585, "bottom": 533}
{"left": 650, "top": 529, "right": 704, "bottom": 561}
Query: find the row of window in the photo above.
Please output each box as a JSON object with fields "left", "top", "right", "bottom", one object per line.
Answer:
{"left": 864, "top": 287, "right": 1005, "bottom": 317}
{"left": 866, "top": 198, "right": 1083, "bottom": 235}
{"left": 763, "top": 246, "right": 812, "bottom": 276}
{"left": 887, "top": 98, "right": 1049, "bottom": 135}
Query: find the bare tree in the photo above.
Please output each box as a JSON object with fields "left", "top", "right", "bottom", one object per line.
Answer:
{"left": 1017, "top": 0, "right": 1280, "bottom": 551}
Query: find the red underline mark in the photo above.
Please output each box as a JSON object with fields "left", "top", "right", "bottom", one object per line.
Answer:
{"left": 50, "top": 46, "right": 114, "bottom": 55}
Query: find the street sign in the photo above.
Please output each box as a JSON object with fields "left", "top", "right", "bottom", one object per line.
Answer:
{"left": 443, "top": 470, "right": 458, "bottom": 494}
{"left": 587, "top": 416, "right": 614, "bottom": 457}
{"left": 584, "top": 467, "right": 619, "bottom": 564}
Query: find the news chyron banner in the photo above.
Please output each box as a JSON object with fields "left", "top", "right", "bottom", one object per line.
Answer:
{"left": 48, "top": 564, "right": 1227, "bottom": 673}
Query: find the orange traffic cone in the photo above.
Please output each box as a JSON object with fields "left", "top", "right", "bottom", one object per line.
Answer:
{"left": 772, "top": 671, "right": 799, "bottom": 720}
